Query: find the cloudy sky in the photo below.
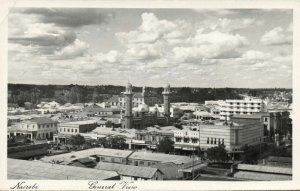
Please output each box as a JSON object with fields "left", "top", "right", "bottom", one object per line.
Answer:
{"left": 8, "top": 8, "right": 292, "bottom": 88}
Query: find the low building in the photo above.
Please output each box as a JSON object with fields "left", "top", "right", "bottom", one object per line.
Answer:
{"left": 127, "top": 151, "right": 194, "bottom": 167}
{"left": 40, "top": 148, "right": 134, "bottom": 165}
{"left": 54, "top": 120, "right": 98, "bottom": 143}
{"left": 94, "top": 162, "right": 164, "bottom": 180}
{"left": 8, "top": 158, "right": 120, "bottom": 180}
{"left": 7, "top": 143, "right": 48, "bottom": 160}
{"left": 130, "top": 126, "right": 178, "bottom": 150}
{"left": 83, "top": 105, "right": 122, "bottom": 117}
{"left": 7, "top": 117, "right": 58, "bottom": 140}
{"left": 8, "top": 103, "right": 19, "bottom": 111}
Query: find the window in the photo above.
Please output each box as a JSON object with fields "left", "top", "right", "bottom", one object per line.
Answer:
{"left": 175, "top": 137, "right": 182, "bottom": 142}
{"left": 264, "top": 118, "right": 268, "bottom": 122}
{"left": 67, "top": 129, "right": 70, "bottom": 132}
{"left": 191, "top": 138, "right": 198, "bottom": 143}
{"left": 128, "top": 160, "right": 132, "bottom": 164}
{"left": 64, "top": 128, "right": 66, "bottom": 132}
{"left": 71, "top": 129, "right": 74, "bottom": 133}
{"left": 100, "top": 157, "right": 105, "bottom": 161}
{"left": 218, "top": 139, "right": 221, "bottom": 145}
{"left": 122, "top": 159, "right": 126, "bottom": 163}
{"left": 75, "top": 129, "right": 78, "bottom": 133}
{"left": 184, "top": 138, "right": 189, "bottom": 143}
{"left": 214, "top": 138, "right": 217, "bottom": 144}
{"left": 207, "top": 137, "right": 209, "bottom": 144}
{"left": 111, "top": 158, "right": 115, "bottom": 163}
{"left": 222, "top": 139, "right": 224, "bottom": 144}
{"left": 139, "top": 161, "right": 144, "bottom": 165}
{"left": 210, "top": 138, "right": 214, "bottom": 144}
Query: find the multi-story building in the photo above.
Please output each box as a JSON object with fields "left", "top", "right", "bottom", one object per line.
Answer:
{"left": 173, "top": 120, "right": 264, "bottom": 153}
{"left": 231, "top": 111, "right": 291, "bottom": 143}
{"left": 220, "top": 98, "right": 264, "bottom": 120}
{"left": 54, "top": 120, "right": 98, "bottom": 143}
{"left": 7, "top": 117, "right": 58, "bottom": 141}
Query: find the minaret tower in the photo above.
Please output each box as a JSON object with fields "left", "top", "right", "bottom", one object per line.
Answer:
{"left": 162, "top": 83, "right": 171, "bottom": 123}
{"left": 124, "top": 82, "right": 133, "bottom": 129}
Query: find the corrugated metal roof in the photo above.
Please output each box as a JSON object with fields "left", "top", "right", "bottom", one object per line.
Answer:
{"left": 95, "top": 162, "right": 159, "bottom": 179}
{"left": 40, "top": 148, "right": 134, "bottom": 163}
{"left": 129, "top": 152, "right": 193, "bottom": 165}
{"left": 31, "top": 117, "right": 57, "bottom": 124}
{"left": 237, "top": 164, "right": 292, "bottom": 175}
{"left": 234, "top": 171, "right": 292, "bottom": 181}
{"left": 8, "top": 159, "right": 119, "bottom": 180}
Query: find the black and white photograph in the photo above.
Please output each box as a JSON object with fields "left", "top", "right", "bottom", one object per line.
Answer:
{"left": 1, "top": 1, "right": 300, "bottom": 190}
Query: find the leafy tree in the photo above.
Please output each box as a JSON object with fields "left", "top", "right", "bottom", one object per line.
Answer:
{"left": 206, "top": 145, "right": 229, "bottom": 162}
{"left": 105, "top": 121, "right": 113, "bottom": 128}
{"left": 241, "top": 145, "right": 260, "bottom": 164}
{"left": 157, "top": 137, "right": 174, "bottom": 154}
{"left": 97, "top": 137, "right": 108, "bottom": 148}
{"left": 69, "top": 134, "right": 85, "bottom": 147}
{"left": 109, "top": 136, "right": 127, "bottom": 150}
{"left": 92, "top": 88, "right": 99, "bottom": 103}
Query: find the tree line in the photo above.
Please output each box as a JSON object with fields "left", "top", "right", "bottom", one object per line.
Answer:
{"left": 8, "top": 83, "right": 292, "bottom": 106}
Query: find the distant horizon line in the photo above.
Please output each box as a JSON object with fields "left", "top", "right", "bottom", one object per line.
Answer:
{"left": 7, "top": 82, "right": 293, "bottom": 89}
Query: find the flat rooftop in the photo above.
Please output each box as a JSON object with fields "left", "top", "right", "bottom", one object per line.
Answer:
{"left": 59, "top": 120, "right": 97, "bottom": 125}
{"left": 128, "top": 152, "right": 193, "bottom": 165}
{"left": 8, "top": 158, "right": 119, "bottom": 180}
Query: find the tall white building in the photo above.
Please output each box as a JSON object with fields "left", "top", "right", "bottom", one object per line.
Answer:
{"left": 174, "top": 121, "right": 263, "bottom": 153}
{"left": 220, "top": 98, "right": 264, "bottom": 120}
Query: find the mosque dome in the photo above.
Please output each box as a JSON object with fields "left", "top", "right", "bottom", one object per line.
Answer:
{"left": 164, "top": 83, "right": 170, "bottom": 89}
{"left": 139, "top": 103, "right": 149, "bottom": 113}
{"left": 126, "top": 82, "right": 132, "bottom": 89}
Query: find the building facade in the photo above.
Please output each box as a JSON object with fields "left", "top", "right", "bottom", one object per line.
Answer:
{"left": 173, "top": 121, "right": 264, "bottom": 153}
{"left": 7, "top": 117, "right": 58, "bottom": 140}
{"left": 220, "top": 98, "right": 264, "bottom": 120}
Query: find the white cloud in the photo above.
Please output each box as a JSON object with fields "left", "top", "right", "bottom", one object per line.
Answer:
{"left": 173, "top": 31, "right": 248, "bottom": 62}
{"left": 242, "top": 50, "right": 271, "bottom": 60}
{"left": 53, "top": 39, "right": 89, "bottom": 59}
{"left": 261, "top": 27, "right": 292, "bottom": 45}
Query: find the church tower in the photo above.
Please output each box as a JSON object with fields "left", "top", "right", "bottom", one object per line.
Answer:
{"left": 124, "top": 82, "right": 133, "bottom": 129}
{"left": 162, "top": 83, "right": 171, "bottom": 122}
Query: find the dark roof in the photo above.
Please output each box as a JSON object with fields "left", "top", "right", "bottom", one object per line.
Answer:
{"left": 31, "top": 117, "right": 57, "bottom": 124}
{"left": 77, "top": 157, "right": 95, "bottom": 164}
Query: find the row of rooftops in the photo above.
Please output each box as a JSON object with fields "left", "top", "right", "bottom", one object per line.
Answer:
{"left": 8, "top": 158, "right": 119, "bottom": 180}
{"left": 40, "top": 148, "right": 193, "bottom": 165}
